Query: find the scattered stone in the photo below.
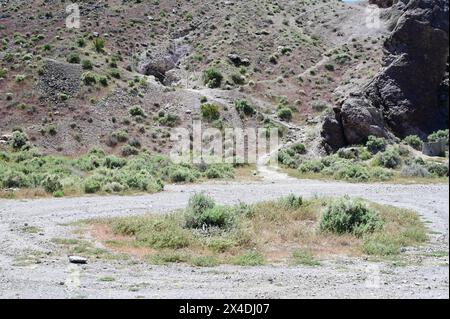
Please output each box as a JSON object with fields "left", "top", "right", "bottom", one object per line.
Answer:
{"left": 68, "top": 256, "right": 87, "bottom": 264}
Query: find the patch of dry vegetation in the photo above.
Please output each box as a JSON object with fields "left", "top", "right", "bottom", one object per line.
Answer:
{"left": 85, "top": 194, "right": 428, "bottom": 266}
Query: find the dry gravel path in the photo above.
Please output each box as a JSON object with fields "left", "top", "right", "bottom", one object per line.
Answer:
{"left": 0, "top": 177, "right": 448, "bottom": 299}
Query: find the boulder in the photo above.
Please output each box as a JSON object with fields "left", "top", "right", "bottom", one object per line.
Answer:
{"left": 68, "top": 256, "right": 87, "bottom": 264}
{"left": 228, "top": 53, "right": 251, "bottom": 67}
{"left": 137, "top": 43, "right": 189, "bottom": 83}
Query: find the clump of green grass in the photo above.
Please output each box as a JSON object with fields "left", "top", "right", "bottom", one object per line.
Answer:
{"left": 190, "top": 256, "right": 220, "bottom": 267}
{"left": 290, "top": 249, "right": 320, "bottom": 266}
{"left": 230, "top": 251, "right": 265, "bottom": 266}
{"left": 277, "top": 194, "right": 303, "bottom": 209}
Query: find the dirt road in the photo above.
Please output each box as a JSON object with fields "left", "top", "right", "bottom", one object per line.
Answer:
{"left": 0, "top": 176, "right": 448, "bottom": 299}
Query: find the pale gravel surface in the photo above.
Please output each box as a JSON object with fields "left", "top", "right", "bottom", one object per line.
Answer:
{"left": 0, "top": 178, "right": 448, "bottom": 299}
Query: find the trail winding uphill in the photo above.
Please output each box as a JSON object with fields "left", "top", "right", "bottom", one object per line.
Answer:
{"left": 0, "top": 172, "right": 448, "bottom": 298}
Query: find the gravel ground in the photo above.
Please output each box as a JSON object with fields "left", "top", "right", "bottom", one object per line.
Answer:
{"left": 0, "top": 178, "right": 448, "bottom": 299}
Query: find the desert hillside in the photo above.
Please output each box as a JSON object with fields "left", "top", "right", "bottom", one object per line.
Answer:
{"left": 0, "top": 0, "right": 389, "bottom": 155}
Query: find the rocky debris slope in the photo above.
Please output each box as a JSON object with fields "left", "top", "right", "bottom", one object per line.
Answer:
{"left": 37, "top": 59, "right": 82, "bottom": 103}
{"left": 321, "top": 0, "right": 449, "bottom": 152}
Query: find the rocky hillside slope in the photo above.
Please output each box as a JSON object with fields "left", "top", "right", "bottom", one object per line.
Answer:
{"left": 321, "top": 0, "right": 449, "bottom": 152}
{"left": 0, "top": 0, "right": 387, "bottom": 155}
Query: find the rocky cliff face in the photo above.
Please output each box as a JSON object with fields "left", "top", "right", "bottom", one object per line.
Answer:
{"left": 321, "top": 0, "right": 449, "bottom": 153}
{"left": 369, "top": 0, "right": 398, "bottom": 8}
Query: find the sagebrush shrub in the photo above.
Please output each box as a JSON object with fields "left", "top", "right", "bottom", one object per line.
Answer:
{"left": 366, "top": 135, "right": 386, "bottom": 154}
{"left": 10, "top": 131, "right": 29, "bottom": 150}
{"left": 42, "top": 174, "right": 63, "bottom": 193}
{"left": 404, "top": 135, "right": 423, "bottom": 150}
{"left": 378, "top": 147, "right": 401, "bottom": 169}
{"left": 298, "top": 160, "right": 324, "bottom": 173}
{"left": 428, "top": 129, "right": 449, "bottom": 144}
{"left": 425, "top": 162, "right": 448, "bottom": 177}
{"left": 401, "top": 164, "right": 430, "bottom": 178}
{"left": 235, "top": 99, "right": 254, "bottom": 116}
{"left": 319, "top": 198, "right": 383, "bottom": 237}
{"left": 200, "top": 103, "right": 220, "bottom": 122}
{"left": 184, "top": 193, "right": 236, "bottom": 229}
{"left": 277, "top": 107, "right": 293, "bottom": 121}
{"left": 203, "top": 68, "right": 223, "bottom": 88}
{"left": 129, "top": 106, "right": 146, "bottom": 117}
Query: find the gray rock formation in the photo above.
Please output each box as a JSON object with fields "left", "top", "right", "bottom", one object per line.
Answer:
{"left": 136, "top": 43, "right": 189, "bottom": 83}
{"left": 321, "top": 0, "right": 449, "bottom": 152}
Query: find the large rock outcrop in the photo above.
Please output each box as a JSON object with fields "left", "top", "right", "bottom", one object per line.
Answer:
{"left": 321, "top": 0, "right": 449, "bottom": 152}
{"left": 369, "top": 0, "right": 398, "bottom": 8}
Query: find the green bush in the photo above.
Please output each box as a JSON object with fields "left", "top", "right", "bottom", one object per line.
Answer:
{"left": 10, "top": 131, "right": 29, "bottom": 150}
{"left": 428, "top": 129, "right": 449, "bottom": 145}
{"left": 121, "top": 145, "right": 139, "bottom": 157}
{"left": 426, "top": 162, "right": 448, "bottom": 177}
{"left": 98, "top": 75, "right": 108, "bottom": 86}
{"left": 195, "top": 206, "right": 236, "bottom": 229}
{"left": 169, "top": 167, "right": 197, "bottom": 183}
{"left": 200, "top": 103, "right": 220, "bottom": 122}
{"left": 377, "top": 147, "right": 401, "bottom": 169}
{"left": 205, "top": 164, "right": 235, "bottom": 179}
{"left": 298, "top": 160, "right": 324, "bottom": 173}
{"left": 42, "top": 174, "right": 63, "bottom": 193}
{"left": 184, "top": 193, "right": 236, "bottom": 229}
{"left": 186, "top": 193, "right": 215, "bottom": 216}
{"left": 92, "top": 38, "right": 105, "bottom": 53}
{"left": 319, "top": 198, "right": 383, "bottom": 237}
{"left": 110, "top": 69, "right": 121, "bottom": 79}
{"left": 112, "top": 130, "right": 128, "bottom": 142}
{"left": 81, "top": 72, "right": 96, "bottom": 85}
{"left": 404, "top": 135, "right": 423, "bottom": 150}
{"left": 231, "top": 73, "right": 245, "bottom": 85}
{"left": 155, "top": 112, "right": 180, "bottom": 127}
{"left": 1, "top": 170, "right": 29, "bottom": 188}
{"left": 371, "top": 167, "right": 394, "bottom": 181}
{"left": 234, "top": 99, "right": 254, "bottom": 116}
{"left": 290, "top": 143, "right": 306, "bottom": 155}
{"left": 104, "top": 155, "right": 127, "bottom": 169}
{"left": 67, "top": 53, "right": 80, "bottom": 64}
{"left": 81, "top": 59, "right": 93, "bottom": 70}
{"left": 277, "top": 107, "right": 293, "bottom": 121}
{"left": 203, "top": 68, "right": 223, "bottom": 88}
{"left": 366, "top": 135, "right": 386, "bottom": 154}
{"left": 103, "top": 182, "right": 126, "bottom": 193}
{"left": 84, "top": 177, "right": 102, "bottom": 194}
{"left": 129, "top": 106, "right": 146, "bottom": 117}
{"left": 334, "top": 162, "right": 370, "bottom": 182}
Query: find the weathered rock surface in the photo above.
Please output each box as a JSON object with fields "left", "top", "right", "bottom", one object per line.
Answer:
{"left": 321, "top": 0, "right": 449, "bottom": 152}
{"left": 136, "top": 43, "right": 189, "bottom": 83}
{"left": 369, "top": 0, "right": 398, "bottom": 8}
